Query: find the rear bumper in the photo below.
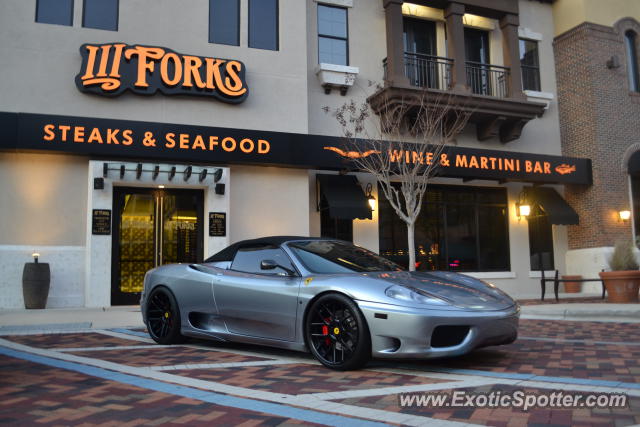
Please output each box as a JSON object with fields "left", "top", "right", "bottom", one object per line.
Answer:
{"left": 357, "top": 300, "right": 519, "bottom": 359}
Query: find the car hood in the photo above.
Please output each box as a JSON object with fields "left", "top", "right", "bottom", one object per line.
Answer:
{"left": 366, "top": 270, "right": 516, "bottom": 311}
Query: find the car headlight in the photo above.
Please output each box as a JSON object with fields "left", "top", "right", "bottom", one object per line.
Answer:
{"left": 385, "top": 285, "right": 448, "bottom": 305}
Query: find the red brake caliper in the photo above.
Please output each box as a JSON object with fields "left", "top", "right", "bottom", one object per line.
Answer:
{"left": 323, "top": 318, "right": 331, "bottom": 346}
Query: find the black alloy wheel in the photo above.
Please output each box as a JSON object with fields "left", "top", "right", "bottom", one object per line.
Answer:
{"left": 146, "top": 287, "right": 184, "bottom": 345}
{"left": 305, "top": 293, "right": 371, "bottom": 370}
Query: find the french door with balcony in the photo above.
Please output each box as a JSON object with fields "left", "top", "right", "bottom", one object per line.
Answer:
{"left": 111, "top": 187, "right": 204, "bottom": 305}
{"left": 464, "top": 28, "right": 491, "bottom": 95}
{"left": 403, "top": 18, "right": 440, "bottom": 88}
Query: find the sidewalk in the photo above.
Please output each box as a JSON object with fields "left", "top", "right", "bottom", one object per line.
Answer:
{"left": 0, "top": 306, "right": 144, "bottom": 333}
{"left": 521, "top": 302, "right": 640, "bottom": 322}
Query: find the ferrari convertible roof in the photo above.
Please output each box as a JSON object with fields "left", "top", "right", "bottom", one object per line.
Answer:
{"left": 204, "top": 236, "right": 328, "bottom": 262}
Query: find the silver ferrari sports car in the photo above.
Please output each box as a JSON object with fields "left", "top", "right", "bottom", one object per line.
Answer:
{"left": 141, "top": 236, "right": 519, "bottom": 370}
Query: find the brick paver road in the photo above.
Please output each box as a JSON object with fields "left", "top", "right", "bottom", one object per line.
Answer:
{"left": 1, "top": 318, "right": 638, "bottom": 426}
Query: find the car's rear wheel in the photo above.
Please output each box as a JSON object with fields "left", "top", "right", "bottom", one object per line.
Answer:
{"left": 146, "top": 287, "right": 184, "bottom": 345}
{"left": 305, "top": 293, "right": 371, "bottom": 370}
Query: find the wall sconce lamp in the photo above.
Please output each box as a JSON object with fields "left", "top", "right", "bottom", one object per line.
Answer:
{"left": 32, "top": 252, "right": 40, "bottom": 263}
{"left": 365, "top": 183, "right": 376, "bottom": 211}
{"left": 619, "top": 210, "right": 631, "bottom": 222}
{"left": 516, "top": 190, "right": 531, "bottom": 221}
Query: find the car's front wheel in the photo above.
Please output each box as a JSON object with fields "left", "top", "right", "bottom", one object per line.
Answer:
{"left": 305, "top": 293, "right": 371, "bottom": 370}
{"left": 146, "top": 286, "right": 184, "bottom": 345}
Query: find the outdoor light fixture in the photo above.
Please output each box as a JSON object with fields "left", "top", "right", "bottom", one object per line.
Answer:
{"left": 152, "top": 165, "right": 160, "bottom": 180}
{"left": 517, "top": 203, "right": 531, "bottom": 219}
{"left": 158, "top": 185, "right": 165, "bottom": 189}
{"left": 32, "top": 252, "right": 40, "bottom": 263}
{"left": 199, "top": 169, "right": 208, "bottom": 182}
{"left": 516, "top": 190, "right": 531, "bottom": 221}
{"left": 365, "top": 183, "right": 376, "bottom": 211}
{"left": 184, "top": 166, "right": 192, "bottom": 181}
{"left": 619, "top": 210, "right": 631, "bottom": 222}
{"left": 213, "top": 168, "right": 223, "bottom": 183}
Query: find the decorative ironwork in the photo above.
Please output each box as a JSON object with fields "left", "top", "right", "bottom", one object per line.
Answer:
{"left": 465, "top": 61, "right": 510, "bottom": 98}
{"left": 384, "top": 52, "right": 453, "bottom": 90}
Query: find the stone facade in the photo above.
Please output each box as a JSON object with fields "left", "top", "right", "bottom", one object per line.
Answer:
{"left": 554, "top": 19, "right": 640, "bottom": 250}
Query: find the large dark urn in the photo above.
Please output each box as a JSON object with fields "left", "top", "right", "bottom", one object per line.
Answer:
{"left": 22, "top": 262, "right": 50, "bottom": 309}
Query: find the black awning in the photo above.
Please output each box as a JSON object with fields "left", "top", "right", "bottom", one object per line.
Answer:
{"left": 527, "top": 187, "right": 579, "bottom": 225}
{"left": 317, "top": 174, "right": 372, "bottom": 220}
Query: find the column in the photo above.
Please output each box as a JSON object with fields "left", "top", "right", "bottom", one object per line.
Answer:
{"left": 500, "top": 13, "right": 525, "bottom": 99}
{"left": 445, "top": 2, "right": 468, "bottom": 92}
{"left": 383, "top": 0, "right": 409, "bottom": 86}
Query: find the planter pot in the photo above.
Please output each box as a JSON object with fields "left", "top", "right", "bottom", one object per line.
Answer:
{"left": 562, "top": 275, "right": 582, "bottom": 293}
{"left": 22, "top": 262, "right": 50, "bottom": 309}
{"left": 599, "top": 270, "right": 640, "bottom": 303}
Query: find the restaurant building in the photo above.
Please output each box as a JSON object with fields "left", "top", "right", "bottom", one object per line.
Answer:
{"left": 552, "top": 0, "right": 640, "bottom": 288}
{"left": 0, "top": 0, "right": 591, "bottom": 309}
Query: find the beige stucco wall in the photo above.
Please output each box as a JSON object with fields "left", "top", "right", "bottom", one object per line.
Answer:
{"left": 0, "top": 0, "right": 309, "bottom": 134}
{"left": 0, "top": 152, "right": 87, "bottom": 246}
{"left": 229, "top": 166, "right": 310, "bottom": 242}
{"left": 553, "top": 0, "right": 640, "bottom": 36}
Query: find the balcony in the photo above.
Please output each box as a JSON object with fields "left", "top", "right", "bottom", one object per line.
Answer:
{"left": 376, "top": 0, "right": 547, "bottom": 143}
{"left": 383, "top": 53, "right": 513, "bottom": 98}
{"left": 465, "top": 61, "right": 510, "bottom": 98}
{"left": 373, "top": 53, "right": 546, "bottom": 143}
{"left": 384, "top": 53, "right": 453, "bottom": 90}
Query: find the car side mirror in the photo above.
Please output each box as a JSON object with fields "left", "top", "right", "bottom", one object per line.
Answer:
{"left": 260, "top": 259, "right": 297, "bottom": 276}
{"left": 260, "top": 260, "right": 278, "bottom": 270}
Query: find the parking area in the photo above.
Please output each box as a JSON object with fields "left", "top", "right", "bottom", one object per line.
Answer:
{"left": 1, "top": 318, "right": 639, "bottom": 426}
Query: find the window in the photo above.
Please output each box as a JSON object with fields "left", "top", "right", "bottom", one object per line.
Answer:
{"left": 378, "top": 185, "right": 510, "bottom": 272}
{"left": 321, "top": 213, "right": 353, "bottom": 242}
{"left": 249, "top": 0, "right": 278, "bottom": 50}
{"left": 231, "top": 245, "right": 294, "bottom": 275}
{"left": 318, "top": 5, "right": 348, "bottom": 65}
{"left": 519, "top": 39, "right": 541, "bottom": 91}
{"left": 527, "top": 205, "right": 554, "bottom": 271}
{"left": 464, "top": 28, "right": 492, "bottom": 95}
{"left": 209, "top": 0, "right": 239, "bottom": 46}
{"left": 632, "top": 175, "right": 640, "bottom": 242}
{"left": 83, "top": 0, "right": 118, "bottom": 31}
{"left": 403, "top": 18, "right": 438, "bottom": 88}
{"left": 36, "top": 0, "right": 73, "bottom": 26}
{"left": 288, "top": 241, "right": 402, "bottom": 274}
{"left": 625, "top": 31, "right": 640, "bottom": 92}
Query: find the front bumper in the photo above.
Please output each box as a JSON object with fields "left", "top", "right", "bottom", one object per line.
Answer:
{"left": 357, "top": 300, "right": 519, "bottom": 359}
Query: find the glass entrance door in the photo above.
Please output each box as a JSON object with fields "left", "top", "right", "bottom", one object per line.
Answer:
{"left": 112, "top": 187, "right": 204, "bottom": 305}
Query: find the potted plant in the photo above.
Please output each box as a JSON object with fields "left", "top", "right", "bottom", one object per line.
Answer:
{"left": 562, "top": 275, "right": 582, "bottom": 293}
{"left": 599, "top": 240, "right": 640, "bottom": 303}
{"left": 22, "top": 252, "right": 50, "bottom": 309}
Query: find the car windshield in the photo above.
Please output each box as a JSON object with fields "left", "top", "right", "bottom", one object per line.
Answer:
{"left": 287, "top": 240, "right": 404, "bottom": 274}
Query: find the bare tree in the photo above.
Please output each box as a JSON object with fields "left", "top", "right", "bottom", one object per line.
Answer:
{"left": 330, "top": 89, "right": 471, "bottom": 271}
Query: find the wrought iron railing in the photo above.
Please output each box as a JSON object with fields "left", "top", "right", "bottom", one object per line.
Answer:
{"left": 383, "top": 56, "right": 511, "bottom": 98}
{"left": 465, "top": 61, "right": 510, "bottom": 98}
{"left": 383, "top": 52, "right": 453, "bottom": 90}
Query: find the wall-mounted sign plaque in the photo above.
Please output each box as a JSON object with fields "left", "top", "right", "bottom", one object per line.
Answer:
{"left": 92, "top": 209, "right": 111, "bottom": 235}
{"left": 209, "top": 212, "right": 226, "bottom": 237}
